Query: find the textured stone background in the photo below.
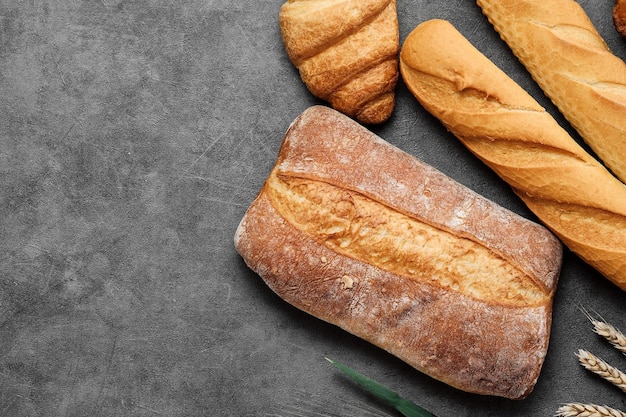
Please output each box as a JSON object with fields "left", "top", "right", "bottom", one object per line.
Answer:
{"left": 1, "top": 1, "right": 626, "bottom": 416}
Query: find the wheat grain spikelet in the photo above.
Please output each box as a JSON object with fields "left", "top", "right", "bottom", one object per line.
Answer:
{"left": 556, "top": 403, "right": 626, "bottom": 417}
{"left": 592, "top": 320, "right": 626, "bottom": 355}
{"left": 580, "top": 307, "right": 626, "bottom": 355}
{"left": 576, "top": 349, "right": 626, "bottom": 393}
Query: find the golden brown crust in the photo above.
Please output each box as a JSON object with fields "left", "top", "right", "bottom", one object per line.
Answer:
{"left": 279, "top": 0, "right": 399, "bottom": 124}
{"left": 235, "top": 105, "right": 562, "bottom": 399}
{"left": 477, "top": 0, "right": 626, "bottom": 184}
{"left": 400, "top": 19, "right": 626, "bottom": 290}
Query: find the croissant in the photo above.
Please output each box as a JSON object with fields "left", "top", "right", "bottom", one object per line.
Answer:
{"left": 279, "top": 0, "right": 399, "bottom": 124}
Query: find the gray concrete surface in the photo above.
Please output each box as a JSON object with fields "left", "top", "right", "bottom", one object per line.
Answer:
{"left": 2, "top": 0, "right": 626, "bottom": 416}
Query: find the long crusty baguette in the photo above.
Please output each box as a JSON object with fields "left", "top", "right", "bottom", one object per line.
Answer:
{"left": 279, "top": 0, "right": 399, "bottom": 124}
{"left": 235, "top": 105, "right": 562, "bottom": 399}
{"left": 400, "top": 19, "right": 626, "bottom": 291}
{"left": 475, "top": 0, "right": 626, "bottom": 183}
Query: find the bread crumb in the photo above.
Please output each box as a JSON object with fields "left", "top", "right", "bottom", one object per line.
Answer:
{"left": 341, "top": 275, "right": 354, "bottom": 289}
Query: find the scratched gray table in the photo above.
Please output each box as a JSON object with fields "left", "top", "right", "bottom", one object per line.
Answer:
{"left": 2, "top": 1, "right": 626, "bottom": 416}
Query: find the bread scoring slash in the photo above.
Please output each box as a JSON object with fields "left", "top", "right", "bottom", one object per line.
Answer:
{"left": 234, "top": 106, "right": 562, "bottom": 399}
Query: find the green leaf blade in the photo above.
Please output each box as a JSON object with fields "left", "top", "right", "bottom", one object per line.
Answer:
{"left": 325, "top": 357, "right": 437, "bottom": 417}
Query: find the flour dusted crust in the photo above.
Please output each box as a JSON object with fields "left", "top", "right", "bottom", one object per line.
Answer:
{"left": 279, "top": 0, "right": 399, "bottom": 124}
{"left": 235, "top": 106, "right": 562, "bottom": 399}
{"left": 400, "top": 19, "right": 626, "bottom": 291}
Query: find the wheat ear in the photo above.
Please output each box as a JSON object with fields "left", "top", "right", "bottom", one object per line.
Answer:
{"left": 579, "top": 307, "right": 626, "bottom": 355}
{"left": 591, "top": 319, "right": 626, "bottom": 356}
{"left": 576, "top": 349, "right": 626, "bottom": 393}
{"left": 555, "top": 403, "right": 626, "bottom": 417}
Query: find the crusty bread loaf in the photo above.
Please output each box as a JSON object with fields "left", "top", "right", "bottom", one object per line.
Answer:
{"left": 476, "top": 0, "right": 626, "bottom": 184}
{"left": 400, "top": 19, "right": 626, "bottom": 291}
{"left": 279, "top": 0, "right": 399, "bottom": 124}
{"left": 234, "top": 105, "right": 562, "bottom": 399}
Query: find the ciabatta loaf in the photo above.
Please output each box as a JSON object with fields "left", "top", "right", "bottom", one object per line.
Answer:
{"left": 400, "top": 19, "right": 626, "bottom": 291}
{"left": 279, "top": 0, "right": 399, "bottom": 124}
{"left": 234, "top": 105, "right": 562, "bottom": 399}
{"left": 476, "top": 0, "right": 626, "bottom": 184}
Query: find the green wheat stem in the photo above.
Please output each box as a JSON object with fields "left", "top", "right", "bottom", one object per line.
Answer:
{"left": 325, "top": 357, "right": 437, "bottom": 417}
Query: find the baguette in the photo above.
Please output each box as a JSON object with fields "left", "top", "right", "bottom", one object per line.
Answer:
{"left": 235, "top": 105, "right": 562, "bottom": 399}
{"left": 475, "top": 0, "right": 626, "bottom": 183}
{"left": 400, "top": 19, "right": 626, "bottom": 291}
{"left": 279, "top": 0, "right": 399, "bottom": 124}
